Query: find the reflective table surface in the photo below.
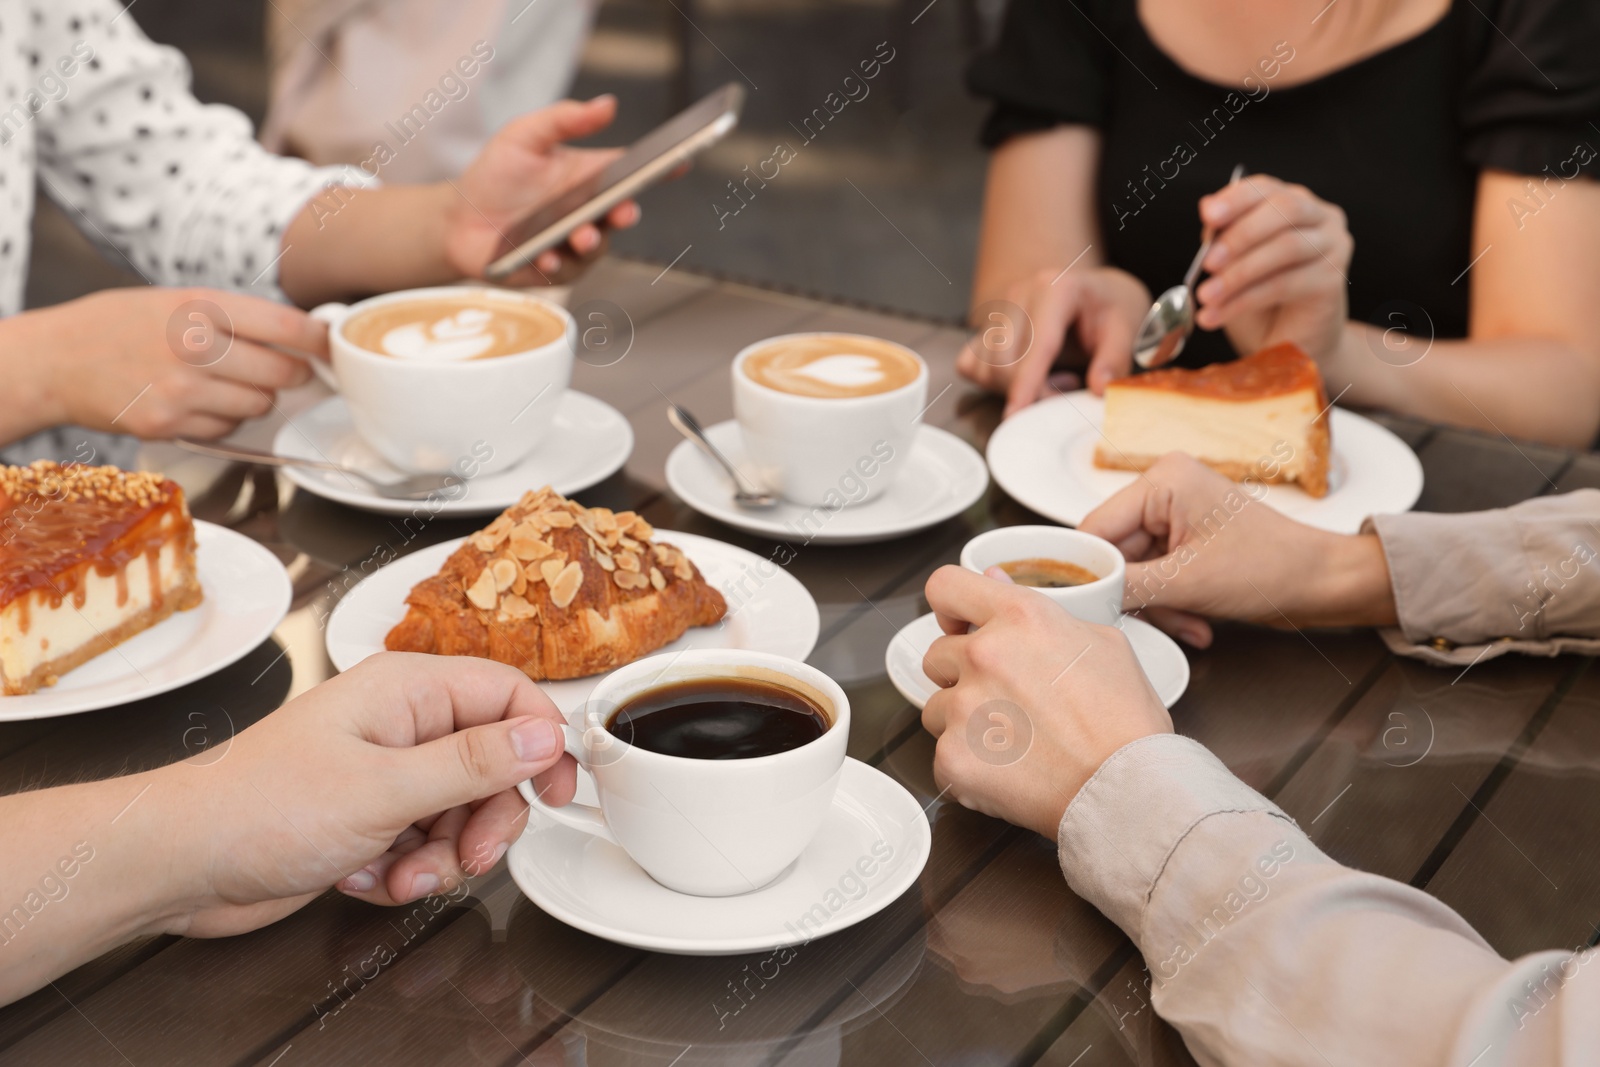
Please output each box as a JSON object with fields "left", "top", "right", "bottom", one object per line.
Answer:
{"left": 4, "top": 258, "right": 1599, "bottom": 1066}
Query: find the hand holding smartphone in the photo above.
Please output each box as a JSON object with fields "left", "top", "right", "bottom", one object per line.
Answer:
{"left": 485, "top": 84, "right": 745, "bottom": 281}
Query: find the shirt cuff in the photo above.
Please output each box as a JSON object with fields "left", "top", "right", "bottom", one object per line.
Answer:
{"left": 1056, "top": 734, "right": 1294, "bottom": 939}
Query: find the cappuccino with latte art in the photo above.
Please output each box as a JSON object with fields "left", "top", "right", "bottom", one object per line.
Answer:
{"left": 343, "top": 295, "right": 566, "bottom": 362}
{"left": 740, "top": 334, "right": 923, "bottom": 399}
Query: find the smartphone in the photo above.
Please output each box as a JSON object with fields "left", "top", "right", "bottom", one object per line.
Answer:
{"left": 484, "top": 83, "right": 745, "bottom": 281}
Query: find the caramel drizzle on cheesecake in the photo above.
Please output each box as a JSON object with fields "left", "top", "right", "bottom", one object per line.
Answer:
{"left": 0, "top": 462, "right": 192, "bottom": 636}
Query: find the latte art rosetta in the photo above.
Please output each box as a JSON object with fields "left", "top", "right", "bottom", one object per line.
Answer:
{"left": 343, "top": 296, "right": 566, "bottom": 362}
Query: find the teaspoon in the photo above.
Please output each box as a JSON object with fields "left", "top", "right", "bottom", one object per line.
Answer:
{"left": 665, "top": 403, "right": 778, "bottom": 509}
{"left": 1133, "top": 163, "right": 1245, "bottom": 369}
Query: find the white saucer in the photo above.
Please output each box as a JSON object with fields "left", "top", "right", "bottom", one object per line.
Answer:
{"left": 274, "top": 392, "right": 633, "bottom": 516}
{"left": 0, "top": 523, "right": 292, "bottom": 721}
{"left": 985, "top": 391, "right": 1423, "bottom": 534}
{"left": 885, "top": 611, "right": 1190, "bottom": 711}
{"left": 665, "top": 421, "right": 988, "bottom": 545}
{"left": 508, "top": 757, "right": 931, "bottom": 955}
{"left": 324, "top": 530, "right": 820, "bottom": 714}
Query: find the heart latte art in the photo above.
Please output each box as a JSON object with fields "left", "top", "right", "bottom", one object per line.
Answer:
{"left": 343, "top": 296, "right": 566, "bottom": 362}
{"left": 740, "top": 334, "right": 922, "bottom": 398}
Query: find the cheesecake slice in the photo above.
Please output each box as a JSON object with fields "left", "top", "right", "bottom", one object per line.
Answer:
{"left": 1094, "top": 343, "right": 1332, "bottom": 497}
{"left": 0, "top": 463, "right": 203, "bottom": 695}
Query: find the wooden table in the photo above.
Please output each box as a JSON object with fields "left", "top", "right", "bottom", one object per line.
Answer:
{"left": 4, "top": 259, "right": 1598, "bottom": 1066}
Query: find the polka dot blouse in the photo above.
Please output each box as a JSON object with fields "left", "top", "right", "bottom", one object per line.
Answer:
{"left": 0, "top": 0, "right": 374, "bottom": 463}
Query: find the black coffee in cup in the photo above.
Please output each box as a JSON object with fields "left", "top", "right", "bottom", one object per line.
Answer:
{"left": 606, "top": 677, "right": 829, "bottom": 760}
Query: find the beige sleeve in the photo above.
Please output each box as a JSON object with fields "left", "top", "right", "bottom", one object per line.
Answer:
{"left": 1363, "top": 489, "right": 1600, "bottom": 666}
{"left": 1058, "top": 734, "right": 1600, "bottom": 1067}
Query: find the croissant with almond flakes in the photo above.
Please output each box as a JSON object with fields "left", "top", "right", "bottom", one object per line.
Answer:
{"left": 383, "top": 487, "right": 727, "bottom": 680}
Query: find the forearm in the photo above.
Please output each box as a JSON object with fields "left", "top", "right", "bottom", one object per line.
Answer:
{"left": 1295, "top": 530, "right": 1398, "bottom": 629}
{"left": 1324, "top": 325, "right": 1600, "bottom": 448}
{"left": 0, "top": 768, "right": 200, "bottom": 1004}
{"left": 278, "top": 184, "right": 459, "bottom": 307}
{"left": 1060, "top": 736, "right": 1597, "bottom": 1066}
{"left": 971, "top": 126, "right": 1104, "bottom": 313}
{"left": 0, "top": 309, "right": 75, "bottom": 446}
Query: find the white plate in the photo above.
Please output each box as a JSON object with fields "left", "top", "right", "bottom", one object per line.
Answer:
{"left": 274, "top": 392, "right": 633, "bottom": 516}
{"left": 665, "top": 421, "right": 988, "bottom": 545}
{"left": 0, "top": 523, "right": 292, "bottom": 721}
{"left": 508, "top": 758, "right": 930, "bottom": 955}
{"left": 885, "top": 611, "right": 1190, "bottom": 711}
{"left": 324, "top": 530, "right": 820, "bottom": 713}
{"left": 986, "top": 391, "right": 1423, "bottom": 534}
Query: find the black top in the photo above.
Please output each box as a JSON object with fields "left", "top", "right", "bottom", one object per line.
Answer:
{"left": 968, "top": 0, "right": 1600, "bottom": 366}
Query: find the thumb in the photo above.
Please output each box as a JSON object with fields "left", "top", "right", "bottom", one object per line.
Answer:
{"left": 499, "top": 95, "right": 617, "bottom": 151}
{"left": 393, "top": 715, "right": 568, "bottom": 817}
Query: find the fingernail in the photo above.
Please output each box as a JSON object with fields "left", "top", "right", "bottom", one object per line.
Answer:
{"left": 1197, "top": 279, "right": 1220, "bottom": 303}
{"left": 489, "top": 842, "right": 508, "bottom": 867}
{"left": 983, "top": 565, "right": 1016, "bottom": 584}
{"left": 409, "top": 872, "right": 441, "bottom": 900}
{"left": 339, "top": 867, "right": 376, "bottom": 892}
{"left": 511, "top": 718, "right": 561, "bottom": 762}
{"left": 1205, "top": 244, "right": 1228, "bottom": 268}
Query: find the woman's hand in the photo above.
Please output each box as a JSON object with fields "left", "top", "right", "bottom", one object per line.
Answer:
{"left": 1077, "top": 453, "right": 1396, "bottom": 647}
{"left": 444, "top": 96, "right": 641, "bottom": 286}
{"left": 171, "top": 653, "right": 576, "bottom": 937}
{"left": 9, "top": 287, "right": 324, "bottom": 442}
{"left": 919, "top": 566, "right": 1172, "bottom": 837}
{"left": 958, "top": 266, "right": 1151, "bottom": 417}
{"left": 1194, "top": 174, "right": 1353, "bottom": 364}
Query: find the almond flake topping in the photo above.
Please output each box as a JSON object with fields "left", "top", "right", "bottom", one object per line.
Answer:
{"left": 613, "top": 569, "right": 650, "bottom": 590}
{"left": 649, "top": 567, "right": 666, "bottom": 591}
{"left": 465, "top": 568, "right": 498, "bottom": 611}
{"left": 509, "top": 527, "right": 555, "bottom": 561}
{"left": 549, "top": 561, "right": 584, "bottom": 608}
{"left": 491, "top": 559, "right": 519, "bottom": 592}
{"left": 616, "top": 550, "right": 641, "bottom": 572}
{"left": 539, "top": 558, "right": 567, "bottom": 586}
{"left": 499, "top": 593, "right": 539, "bottom": 620}
{"left": 542, "top": 510, "right": 576, "bottom": 529}
{"left": 673, "top": 557, "right": 695, "bottom": 581}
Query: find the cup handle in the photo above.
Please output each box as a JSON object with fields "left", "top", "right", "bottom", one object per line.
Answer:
{"left": 305, "top": 303, "right": 347, "bottom": 392}
{"left": 516, "top": 722, "right": 619, "bottom": 844}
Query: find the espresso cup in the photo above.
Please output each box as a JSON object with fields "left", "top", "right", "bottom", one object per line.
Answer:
{"left": 519, "top": 648, "right": 850, "bottom": 897}
{"left": 731, "top": 333, "right": 928, "bottom": 507}
{"left": 960, "top": 526, "right": 1127, "bottom": 627}
{"left": 309, "top": 286, "right": 575, "bottom": 475}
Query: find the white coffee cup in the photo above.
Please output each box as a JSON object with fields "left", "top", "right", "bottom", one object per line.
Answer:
{"left": 960, "top": 526, "right": 1127, "bottom": 627}
{"left": 519, "top": 648, "right": 850, "bottom": 897}
{"left": 731, "top": 333, "right": 928, "bottom": 507}
{"left": 309, "top": 286, "right": 575, "bottom": 475}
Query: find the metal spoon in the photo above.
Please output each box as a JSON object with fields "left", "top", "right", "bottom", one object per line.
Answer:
{"left": 1133, "top": 163, "right": 1246, "bottom": 369}
{"left": 174, "top": 438, "right": 469, "bottom": 501}
{"left": 665, "top": 403, "right": 778, "bottom": 509}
